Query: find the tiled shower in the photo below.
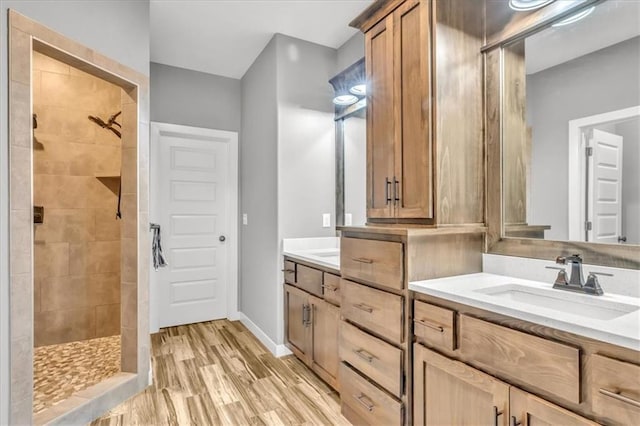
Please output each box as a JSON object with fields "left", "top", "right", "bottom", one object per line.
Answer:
{"left": 32, "top": 51, "right": 123, "bottom": 412}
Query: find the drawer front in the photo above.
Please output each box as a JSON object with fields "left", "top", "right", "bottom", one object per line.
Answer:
{"left": 414, "top": 301, "right": 455, "bottom": 351}
{"left": 459, "top": 315, "right": 581, "bottom": 404}
{"left": 341, "top": 237, "right": 404, "bottom": 290}
{"left": 296, "top": 264, "right": 323, "bottom": 297}
{"left": 591, "top": 354, "right": 640, "bottom": 425}
{"left": 340, "top": 363, "right": 403, "bottom": 426}
{"left": 323, "top": 272, "right": 341, "bottom": 306}
{"left": 341, "top": 279, "right": 403, "bottom": 344}
{"left": 283, "top": 260, "right": 296, "bottom": 284}
{"left": 339, "top": 321, "right": 403, "bottom": 397}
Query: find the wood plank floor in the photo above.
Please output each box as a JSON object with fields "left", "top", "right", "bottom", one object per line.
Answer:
{"left": 92, "top": 319, "right": 349, "bottom": 425}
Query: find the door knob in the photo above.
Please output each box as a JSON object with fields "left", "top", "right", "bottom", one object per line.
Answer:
{"left": 219, "top": 235, "right": 226, "bottom": 242}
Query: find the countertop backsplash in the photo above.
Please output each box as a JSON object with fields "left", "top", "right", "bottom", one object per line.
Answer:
{"left": 483, "top": 253, "right": 640, "bottom": 298}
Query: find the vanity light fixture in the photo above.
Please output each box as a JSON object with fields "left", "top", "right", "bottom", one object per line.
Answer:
{"left": 333, "top": 94, "right": 359, "bottom": 106}
{"left": 508, "top": 0, "right": 555, "bottom": 11}
{"left": 349, "top": 84, "right": 366, "bottom": 96}
{"left": 552, "top": 6, "right": 595, "bottom": 27}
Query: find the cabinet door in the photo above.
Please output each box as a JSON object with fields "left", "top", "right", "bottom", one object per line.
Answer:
{"left": 414, "top": 343, "right": 509, "bottom": 426}
{"left": 310, "top": 295, "right": 339, "bottom": 390}
{"left": 366, "top": 14, "right": 395, "bottom": 219}
{"left": 510, "top": 387, "right": 598, "bottom": 426}
{"left": 284, "top": 284, "right": 310, "bottom": 363}
{"left": 394, "top": 0, "right": 433, "bottom": 219}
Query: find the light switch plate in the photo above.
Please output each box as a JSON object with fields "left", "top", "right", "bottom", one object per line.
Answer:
{"left": 322, "top": 213, "right": 331, "bottom": 228}
{"left": 242, "top": 213, "right": 248, "bottom": 225}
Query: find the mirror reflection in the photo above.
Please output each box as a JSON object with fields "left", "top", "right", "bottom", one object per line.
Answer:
{"left": 344, "top": 109, "right": 366, "bottom": 226}
{"left": 503, "top": 0, "right": 640, "bottom": 245}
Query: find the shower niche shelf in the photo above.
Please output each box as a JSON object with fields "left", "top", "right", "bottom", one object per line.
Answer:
{"left": 95, "top": 175, "right": 120, "bottom": 196}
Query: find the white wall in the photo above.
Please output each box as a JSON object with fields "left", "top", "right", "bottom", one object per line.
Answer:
{"left": 0, "top": 2, "right": 150, "bottom": 422}
{"left": 526, "top": 36, "right": 640, "bottom": 240}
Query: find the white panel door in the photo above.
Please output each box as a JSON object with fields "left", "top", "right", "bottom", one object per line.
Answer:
{"left": 157, "top": 129, "right": 230, "bottom": 327}
{"left": 588, "top": 129, "right": 623, "bottom": 244}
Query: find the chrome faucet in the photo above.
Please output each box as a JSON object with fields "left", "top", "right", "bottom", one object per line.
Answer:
{"left": 546, "top": 254, "right": 607, "bottom": 296}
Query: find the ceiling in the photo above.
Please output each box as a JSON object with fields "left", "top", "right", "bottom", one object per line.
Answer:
{"left": 526, "top": 0, "right": 640, "bottom": 74}
{"left": 150, "top": 0, "right": 374, "bottom": 79}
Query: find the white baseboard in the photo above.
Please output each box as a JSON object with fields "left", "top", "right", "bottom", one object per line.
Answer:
{"left": 236, "top": 312, "right": 292, "bottom": 358}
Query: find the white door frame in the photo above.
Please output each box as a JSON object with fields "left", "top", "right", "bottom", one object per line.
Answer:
{"left": 150, "top": 122, "right": 239, "bottom": 332}
{"left": 567, "top": 105, "right": 640, "bottom": 241}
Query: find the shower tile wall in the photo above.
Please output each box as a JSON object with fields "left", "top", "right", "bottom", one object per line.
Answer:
{"left": 33, "top": 52, "right": 123, "bottom": 347}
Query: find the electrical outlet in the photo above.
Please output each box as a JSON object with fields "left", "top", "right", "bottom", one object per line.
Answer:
{"left": 345, "top": 213, "right": 353, "bottom": 226}
{"left": 242, "top": 213, "right": 248, "bottom": 225}
{"left": 322, "top": 213, "right": 331, "bottom": 228}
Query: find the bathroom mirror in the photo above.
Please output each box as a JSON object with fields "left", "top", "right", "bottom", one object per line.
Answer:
{"left": 502, "top": 0, "right": 640, "bottom": 246}
{"left": 330, "top": 59, "right": 367, "bottom": 227}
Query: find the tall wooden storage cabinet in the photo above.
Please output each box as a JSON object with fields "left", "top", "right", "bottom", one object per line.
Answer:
{"left": 355, "top": 0, "right": 484, "bottom": 225}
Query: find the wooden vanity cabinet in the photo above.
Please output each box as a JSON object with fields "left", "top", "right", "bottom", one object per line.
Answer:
{"left": 309, "top": 295, "right": 340, "bottom": 390}
{"left": 413, "top": 344, "right": 510, "bottom": 426}
{"left": 284, "top": 284, "right": 311, "bottom": 363}
{"left": 283, "top": 259, "right": 340, "bottom": 390}
{"left": 355, "top": 0, "right": 484, "bottom": 224}
{"left": 510, "top": 387, "right": 599, "bottom": 426}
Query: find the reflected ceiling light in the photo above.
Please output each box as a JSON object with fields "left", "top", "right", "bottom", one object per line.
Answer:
{"left": 552, "top": 6, "right": 595, "bottom": 27}
{"left": 333, "top": 94, "right": 359, "bottom": 106}
{"left": 508, "top": 0, "right": 555, "bottom": 11}
{"left": 349, "top": 84, "right": 366, "bottom": 96}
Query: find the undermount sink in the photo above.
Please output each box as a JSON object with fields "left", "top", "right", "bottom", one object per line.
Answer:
{"left": 475, "top": 284, "right": 639, "bottom": 321}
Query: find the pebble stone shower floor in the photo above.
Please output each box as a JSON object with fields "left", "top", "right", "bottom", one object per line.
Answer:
{"left": 33, "top": 335, "right": 121, "bottom": 414}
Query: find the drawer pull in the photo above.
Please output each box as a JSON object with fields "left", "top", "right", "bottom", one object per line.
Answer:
{"left": 321, "top": 284, "right": 337, "bottom": 292}
{"left": 353, "top": 303, "right": 374, "bottom": 313}
{"left": 415, "top": 318, "right": 444, "bottom": 333}
{"left": 281, "top": 269, "right": 295, "bottom": 273}
{"left": 354, "top": 348, "right": 376, "bottom": 363}
{"left": 599, "top": 388, "right": 640, "bottom": 408}
{"left": 493, "top": 406, "right": 503, "bottom": 426}
{"left": 352, "top": 257, "right": 374, "bottom": 264}
{"left": 353, "top": 393, "right": 375, "bottom": 412}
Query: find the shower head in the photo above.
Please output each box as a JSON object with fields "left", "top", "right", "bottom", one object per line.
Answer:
{"left": 88, "top": 113, "right": 121, "bottom": 139}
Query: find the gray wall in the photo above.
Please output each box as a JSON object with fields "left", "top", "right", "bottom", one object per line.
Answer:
{"left": 616, "top": 118, "right": 640, "bottom": 245}
{"left": 150, "top": 62, "right": 241, "bottom": 132}
{"left": 240, "top": 37, "right": 280, "bottom": 343}
{"left": 527, "top": 36, "right": 640, "bottom": 241}
{"left": 336, "top": 32, "right": 364, "bottom": 72}
{"left": 0, "top": 1, "right": 150, "bottom": 422}
{"left": 277, "top": 34, "right": 337, "bottom": 239}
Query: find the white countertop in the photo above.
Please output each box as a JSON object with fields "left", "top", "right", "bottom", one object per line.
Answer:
{"left": 410, "top": 272, "right": 640, "bottom": 351}
{"left": 282, "top": 237, "right": 340, "bottom": 271}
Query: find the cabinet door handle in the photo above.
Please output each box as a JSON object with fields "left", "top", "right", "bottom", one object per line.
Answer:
{"left": 414, "top": 318, "right": 444, "bottom": 333}
{"left": 353, "top": 393, "right": 375, "bottom": 412}
{"left": 385, "top": 177, "right": 391, "bottom": 205}
{"left": 353, "top": 303, "right": 374, "bottom": 313}
{"left": 511, "top": 416, "right": 521, "bottom": 426}
{"left": 301, "top": 304, "right": 307, "bottom": 326}
{"left": 599, "top": 388, "right": 640, "bottom": 408}
{"left": 393, "top": 177, "right": 400, "bottom": 204}
{"left": 354, "top": 348, "right": 376, "bottom": 363}
{"left": 493, "top": 406, "right": 503, "bottom": 426}
{"left": 352, "top": 257, "right": 373, "bottom": 264}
